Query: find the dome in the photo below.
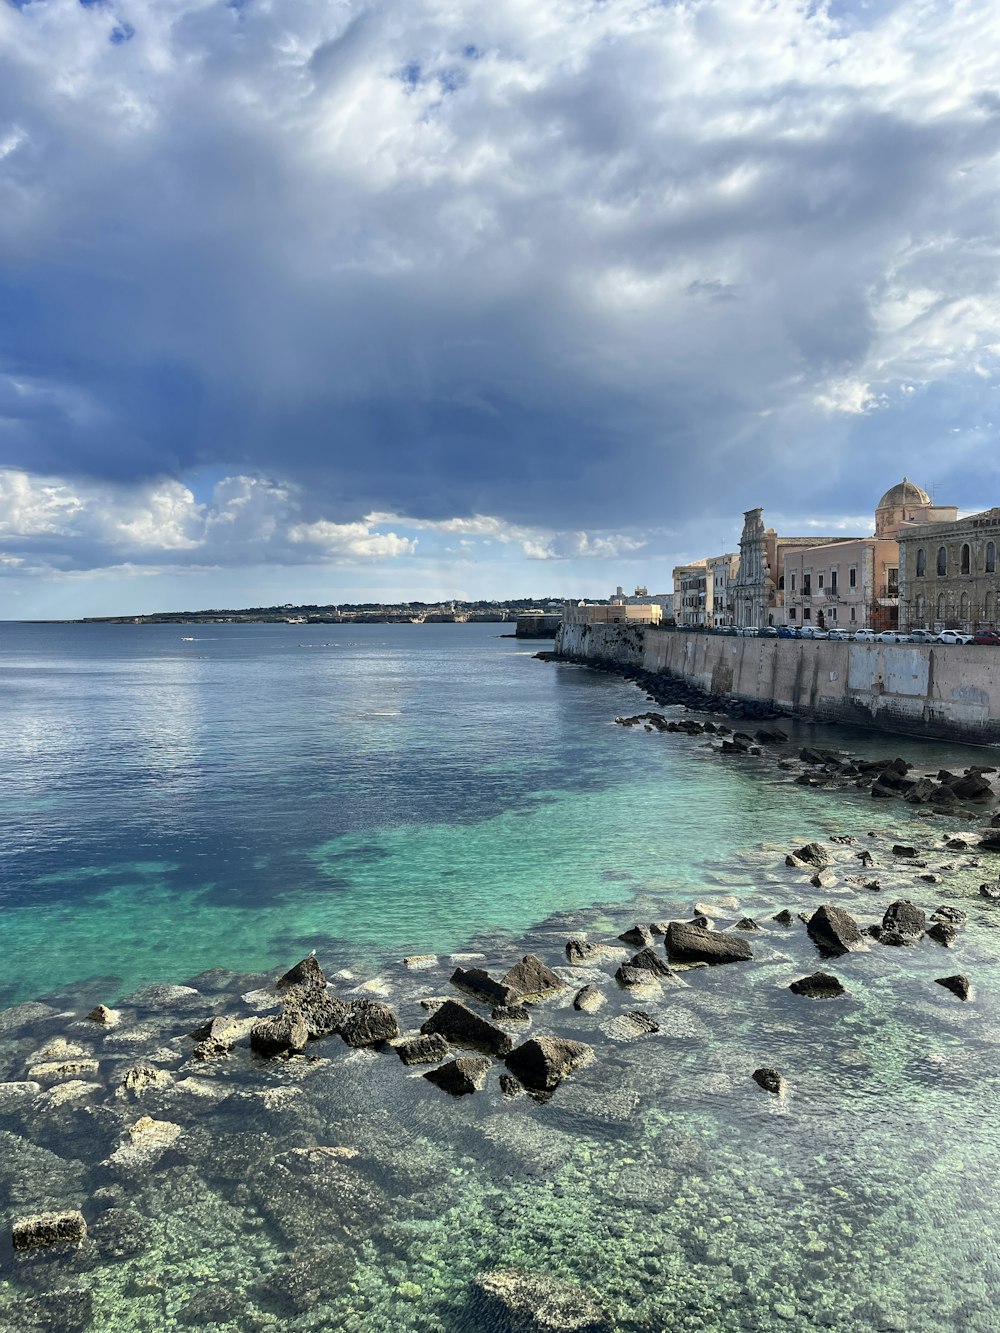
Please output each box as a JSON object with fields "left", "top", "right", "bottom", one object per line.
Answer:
{"left": 877, "top": 477, "right": 931, "bottom": 510}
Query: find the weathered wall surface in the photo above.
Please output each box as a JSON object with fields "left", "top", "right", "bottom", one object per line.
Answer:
{"left": 554, "top": 623, "right": 1000, "bottom": 745}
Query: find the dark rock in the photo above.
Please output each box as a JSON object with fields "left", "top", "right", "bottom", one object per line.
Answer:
{"left": 806, "top": 904, "right": 862, "bottom": 957}
{"left": 979, "top": 833, "right": 1000, "bottom": 852}
{"left": 979, "top": 881, "right": 1000, "bottom": 899}
{"left": 930, "top": 786, "right": 960, "bottom": 806}
{"left": 276, "top": 956, "right": 325, "bottom": 991}
{"left": 735, "top": 917, "right": 759, "bottom": 931}
{"left": 294, "top": 990, "right": 349, "bottom": 1040}
{"left": 892, "top": 845, "right": 918, "bottom": 858}
{"left": 492, "top": 1004, "right": 532, "bottom": 1024}
{"left": 904, "top": 778, "right": 939, "bottom": 804}
{"left": 395, "top": 1033, "right": 450, "bottom": 1066}
{"left": 945, "top": 838, "right": 971, "bottom": 851}
{"left": 450, "top": 966, "right": 518, "bottom": 1007}
{"left": 810, "top": 869, "right": 837, "bottom": 889}
{"left": 340, "top": 1000, "right": 400, "bottom": 1048}
{"left": 949, "top": 773, "right": 993, "bottom": 801}
{"left": 1, "top": 1290, "right": 93, "bottom": 1333}
{"left": 927, "top": 922, "right": 957, "bottom": 947}
{"left": 878, "top": 929, "right": 917, "bottom": 948}
{"left": 499, "top": 1072, "right": 523, "bottom": 1098}
{"left": 771, "top": 909, "right": 794, "bottom": 927}
{"left": 504, "top": 1036, "right": 594, "bottom": 1093}
{"left": 789, "top": 972, "right": 846, "bottom": 998}
{"left": 564, "top": 939, "right": 611, "bottom": 965}
{"left": 501, "top": 954, "right": 565, "bottom": 999}
{"left": 250, "top": 1010, "right": 308, "bottom": 1056}
{"left": 930, "top": 905, "right": 967, "bottom": 926}
{"left": 626, "top": 946, "right": 676, "bottom": 976}
{"left": 420, "top": 999, "right": 513, "bottom": 1056}
{"left": 787, "top": 842, "right": 829, "bottom": 868}
{"left": 882, "top": 900, "right": 925, "bottom": 937}
{"left": 617, "top": 924, "right": 655, "bottom": 948}
{"left": 871, "top": 785, "right": 895, "bottom": 799}
{"left": 423, "top": 1057, "right": 491, "bottom": 1096}
{"left": 752, "top": 1067, "right": 786, "bottom": 1095}
{"left": 471, "top": 1267, "right": 608, "bottom": 1333}
{"left": 935, "top": 974, "right": 970, "bottom": 1001}
{"left": 573, "top": 985, "right": 605, "bottom": 1014}
{"left": 756, "top": 727, "right": 789, "bottom": 744}
{"left": 12, "top": 1210, "right": 87, "bottom": 1250}
{"left": 666, "top": 922, "right": 752, "bottom": 965}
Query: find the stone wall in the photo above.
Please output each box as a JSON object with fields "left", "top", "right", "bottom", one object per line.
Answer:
{"left": 555, "top": 623, "right": 1000, "bottom": 745}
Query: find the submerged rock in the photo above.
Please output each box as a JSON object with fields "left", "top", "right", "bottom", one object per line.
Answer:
{"left": 450, "top": 966, "right": 518, "bottom": 1007}
{"left": 423, "top": 1057, "right": 490, "bottom": 1096}
{"left": 471, "top": 1266, "right": 608, "bottom": 1333}
{"left": 789, "top": 972, "right": 846, "bottom": 999}
{"left": 85, "top": 1004, "right": 120, "bottom": 1027}
{"left": 930, "top": 905, "right": 967, "bottom": 926}
{"left": 601, "top": 1010, "right": 660, "bottom": 1042}
{"left": 395, "top": 1033, "right": 450, "bottom": 1065}
{"left": 106, "top": 1116, "right": 182, "bottom": 1170}
{"left": 735, "top": 917, "right": 759, "bottom": 931}
{"left": 501, "top": 954, "right": 566, "bottom": 999}
{"left": 340, "top": 999, "right": 400, "bottom": 1048}
{"left": 572, "top": 985, "right": 605, "bottom": 1014}
{"left": 771, "top": 910, "right": 794, "bottom": 927}
{"left": 504, "top": 1037, "right": 593, "bottom": 1093}
{"left": 118, "top": 1063, "right": 172, "bottom": 1097}
{"left": 617, "top": 924, "right": 655, "bottom": 948}
{"left": 666, "top": 922, "right": 752, "bottom": 965}
{"left": 752, "top": 1067, "right": 786, "bottom": 1096}
{"left": 564, "top": 939, "right": 613, "bottom": 965}
{"left": 492, "top": 1004, "right": 532, "bottom": 1024}
{"left": 935, "top": 974, "right": 971, "bottom": 1001}
{"left": 420, "top": 999, "right": 513, "bottom": 1056}
{"left": 806, "top": 904, "right": 863, "bottom": 957}
{"left": 12, "top": 1210, "right": 87, "bottom": 1251}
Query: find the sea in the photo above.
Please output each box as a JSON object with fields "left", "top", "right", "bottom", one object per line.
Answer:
{"left": 1, "top": 621, "right": 998, "bottom": 1331}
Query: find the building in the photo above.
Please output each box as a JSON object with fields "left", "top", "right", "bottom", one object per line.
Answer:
{"left": 562, "top": 600, "right": 663, "bottom": 627}
{"left": 731, "top": 508, "right": 854, "bottom": 628}
{"left": 706, "top": 552, "right": 740, "bottom": 627}
{"left": 899, "top": 505, "right": 1000, "bottom": 632}
{"left": 671, "top": 560, "right": 710, "bottom": 627}
{"left": 783, "top": 479, "right": 958, "bottom": 632}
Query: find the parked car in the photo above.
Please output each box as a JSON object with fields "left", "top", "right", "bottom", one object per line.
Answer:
{"left": 907, "top": 629, "right": 937, "bottom": 646}
{"left": 827, "top": 629, "right": 850, "bottom": 641}
{"left": 757, "top": 626, "right": 779, "bottom": 637}
{"left": 972, "top": 630, "right": 1000, "bottom": 646}
{"left": 718, "top": 625, "right": 738, "bottom": 636}
{"left": 800, "top": 626, "right": 828, "bottom": 639}
{"left": 852, "top": 629, "right": 876, "bottom": 642}
{"left": 936, "top": 629, "right": 974, "bottom": 645}
{"left": 777, "top": 626, "right": 800, "bottom": 638}
{"left": 875, "top": 630, "right": 906, "bottom": 643}
{"left": 738, "top": 626, "right": 761, "bottom": 637}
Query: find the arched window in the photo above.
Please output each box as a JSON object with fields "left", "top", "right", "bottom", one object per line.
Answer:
{"left": 937, "top": 593, "right": 946, "bottom": 622}
{"left": 915, "top": 594, "right": 926, "bottom": 625}
{"left": 937, "top": 546, "right": 948, "bottom": 576}
{"left": 987, "top": 541, "right": 996, "bottom": 574}
{"left": 961, "top": 543, "right": 971, "bottom": 574}
{"left": 915, "top": 548, "right": 926, "bottom": 577}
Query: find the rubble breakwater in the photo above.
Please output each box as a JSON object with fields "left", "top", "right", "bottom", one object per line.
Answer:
{"left": 553, "top": 622, "right": 1000, "bottom": 745}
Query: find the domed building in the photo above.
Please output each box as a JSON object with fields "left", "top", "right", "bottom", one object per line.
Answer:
{"left": 782, "top": 480, "right": 958, "bottom": 633}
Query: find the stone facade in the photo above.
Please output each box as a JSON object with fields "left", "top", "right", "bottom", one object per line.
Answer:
{"left": 562, "top": 601, "right": 663, "bottom": 627}
{"left": 783, "top": 538, "right": 899, "bottom": 631}
{"left": 732, "top": 509, "right": 851, "bottom": 628}
{"left": 706, "top": 552, "right": 740, "bottom": 627}
{"left": 899, "top": 507, "right": 1000, "bottom": 632}
{"left": 672, "top": 561, "right": 710, "bottom": 627}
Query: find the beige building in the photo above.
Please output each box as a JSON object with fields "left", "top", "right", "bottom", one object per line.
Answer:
{"left": 784, "top": 479, "right": 957, "bottom": 632}
{"left": 706, "top": 552, "right": 740, "bottom": 627}
{"left": 732, "top": 508, "right": 853, "bottom": 628}
{"left": 562, "top": 600, "right": 663, "bottom": 627}
{"left": 899, "top": 505, "right": 1000, "bottom": 631}
{"left": 672, "top": 560, "right": 710, "bottom": 627}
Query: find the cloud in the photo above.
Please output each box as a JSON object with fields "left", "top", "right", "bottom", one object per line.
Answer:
{"left": 1, "top": 0, "right": 999, "bottom": 583}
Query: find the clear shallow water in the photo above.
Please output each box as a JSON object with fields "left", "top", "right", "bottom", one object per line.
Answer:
{"left": 1, "top": 622, "right": 999, "bottom": 1331}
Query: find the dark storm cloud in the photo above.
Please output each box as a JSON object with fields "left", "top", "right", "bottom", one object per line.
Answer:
{"left": 1, "top": 0, "right": 999, "bottom": 566}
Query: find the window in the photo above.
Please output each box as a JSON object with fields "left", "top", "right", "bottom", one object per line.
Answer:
{"left": 850, "top": 607, "right": 857, "bottom": 622}
{"left": 916, "top": 548, "right": 926, "bottom": 577}
{"left": 790, "top": 573, "right": 796, "bottom": 592}
{"left": 789, "top": 608, "right": 796, "bottom": 620}
{"left": 803, "top": 575, "right": 811, "bottom": 595}
{"left": 987, "top": 541, "right": 996, "bottom": 574}
{"left": 818, "top": 573, "right": 825, "bottom": 590}
{"left": 915, "top": 594, "right": 926, "bottom": 625}
{"left": 888, "top": 568, "right": 898, "bottom": 595}
{"left": 849, "top": 566, "right": 857, "bottom": 589}
{"left": 830, "top": 570, "right": 838, "bottom": 593}
{"left": 803, "top": 607, "right": 811, "bottom": 620}
{"left": 937, "top": 546, "right": 948, "bottom": 576}
{"left": 831, "top": 609, "right": 837, "bottom": 621}
{"left": 937, "top": 593, "right": 946, "bottom": 621}
{"left": 961, "top": 543, "right": 971, "bottom": 575}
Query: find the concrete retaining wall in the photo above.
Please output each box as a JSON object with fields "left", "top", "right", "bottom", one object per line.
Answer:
{"left": 555, "top": 623, "right": 1000, "bottom": 746}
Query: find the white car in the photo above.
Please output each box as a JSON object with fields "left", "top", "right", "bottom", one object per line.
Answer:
{"left": 852, "top": 629, "right": 876, "bottom": 642}
{"left": 739, "top": 626, "right": 761, "bottom": 637}
{"left": 936, "top": 629, "right": 974, "bottom": 645}
{"left": 800, "top": 626, "right": 828, "bottom": 639}
{"left": 827, "top": 629, "right": 850, "bottom": 641}
{"left": 875, "top": 630, "right": 906, "bottom": 643}
{"left": 907, "top": 629, "right": 936, "bottom": 645}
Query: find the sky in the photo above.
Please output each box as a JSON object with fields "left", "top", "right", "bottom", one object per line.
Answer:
{"left": 1, "top": 0, "right": 999, "bottom": 616}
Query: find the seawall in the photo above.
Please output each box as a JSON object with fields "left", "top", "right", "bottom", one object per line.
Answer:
{"left": 555, "top": 623, "right": 1000, "bottom": 746}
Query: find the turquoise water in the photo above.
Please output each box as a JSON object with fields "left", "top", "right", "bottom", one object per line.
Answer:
{"left": 2, "top": 623, "right": 1000, "bottom": 1331}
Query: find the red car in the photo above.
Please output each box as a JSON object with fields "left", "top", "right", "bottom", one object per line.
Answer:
{"left": 972, "top": 631, "right": 1000, "bottom": 645}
